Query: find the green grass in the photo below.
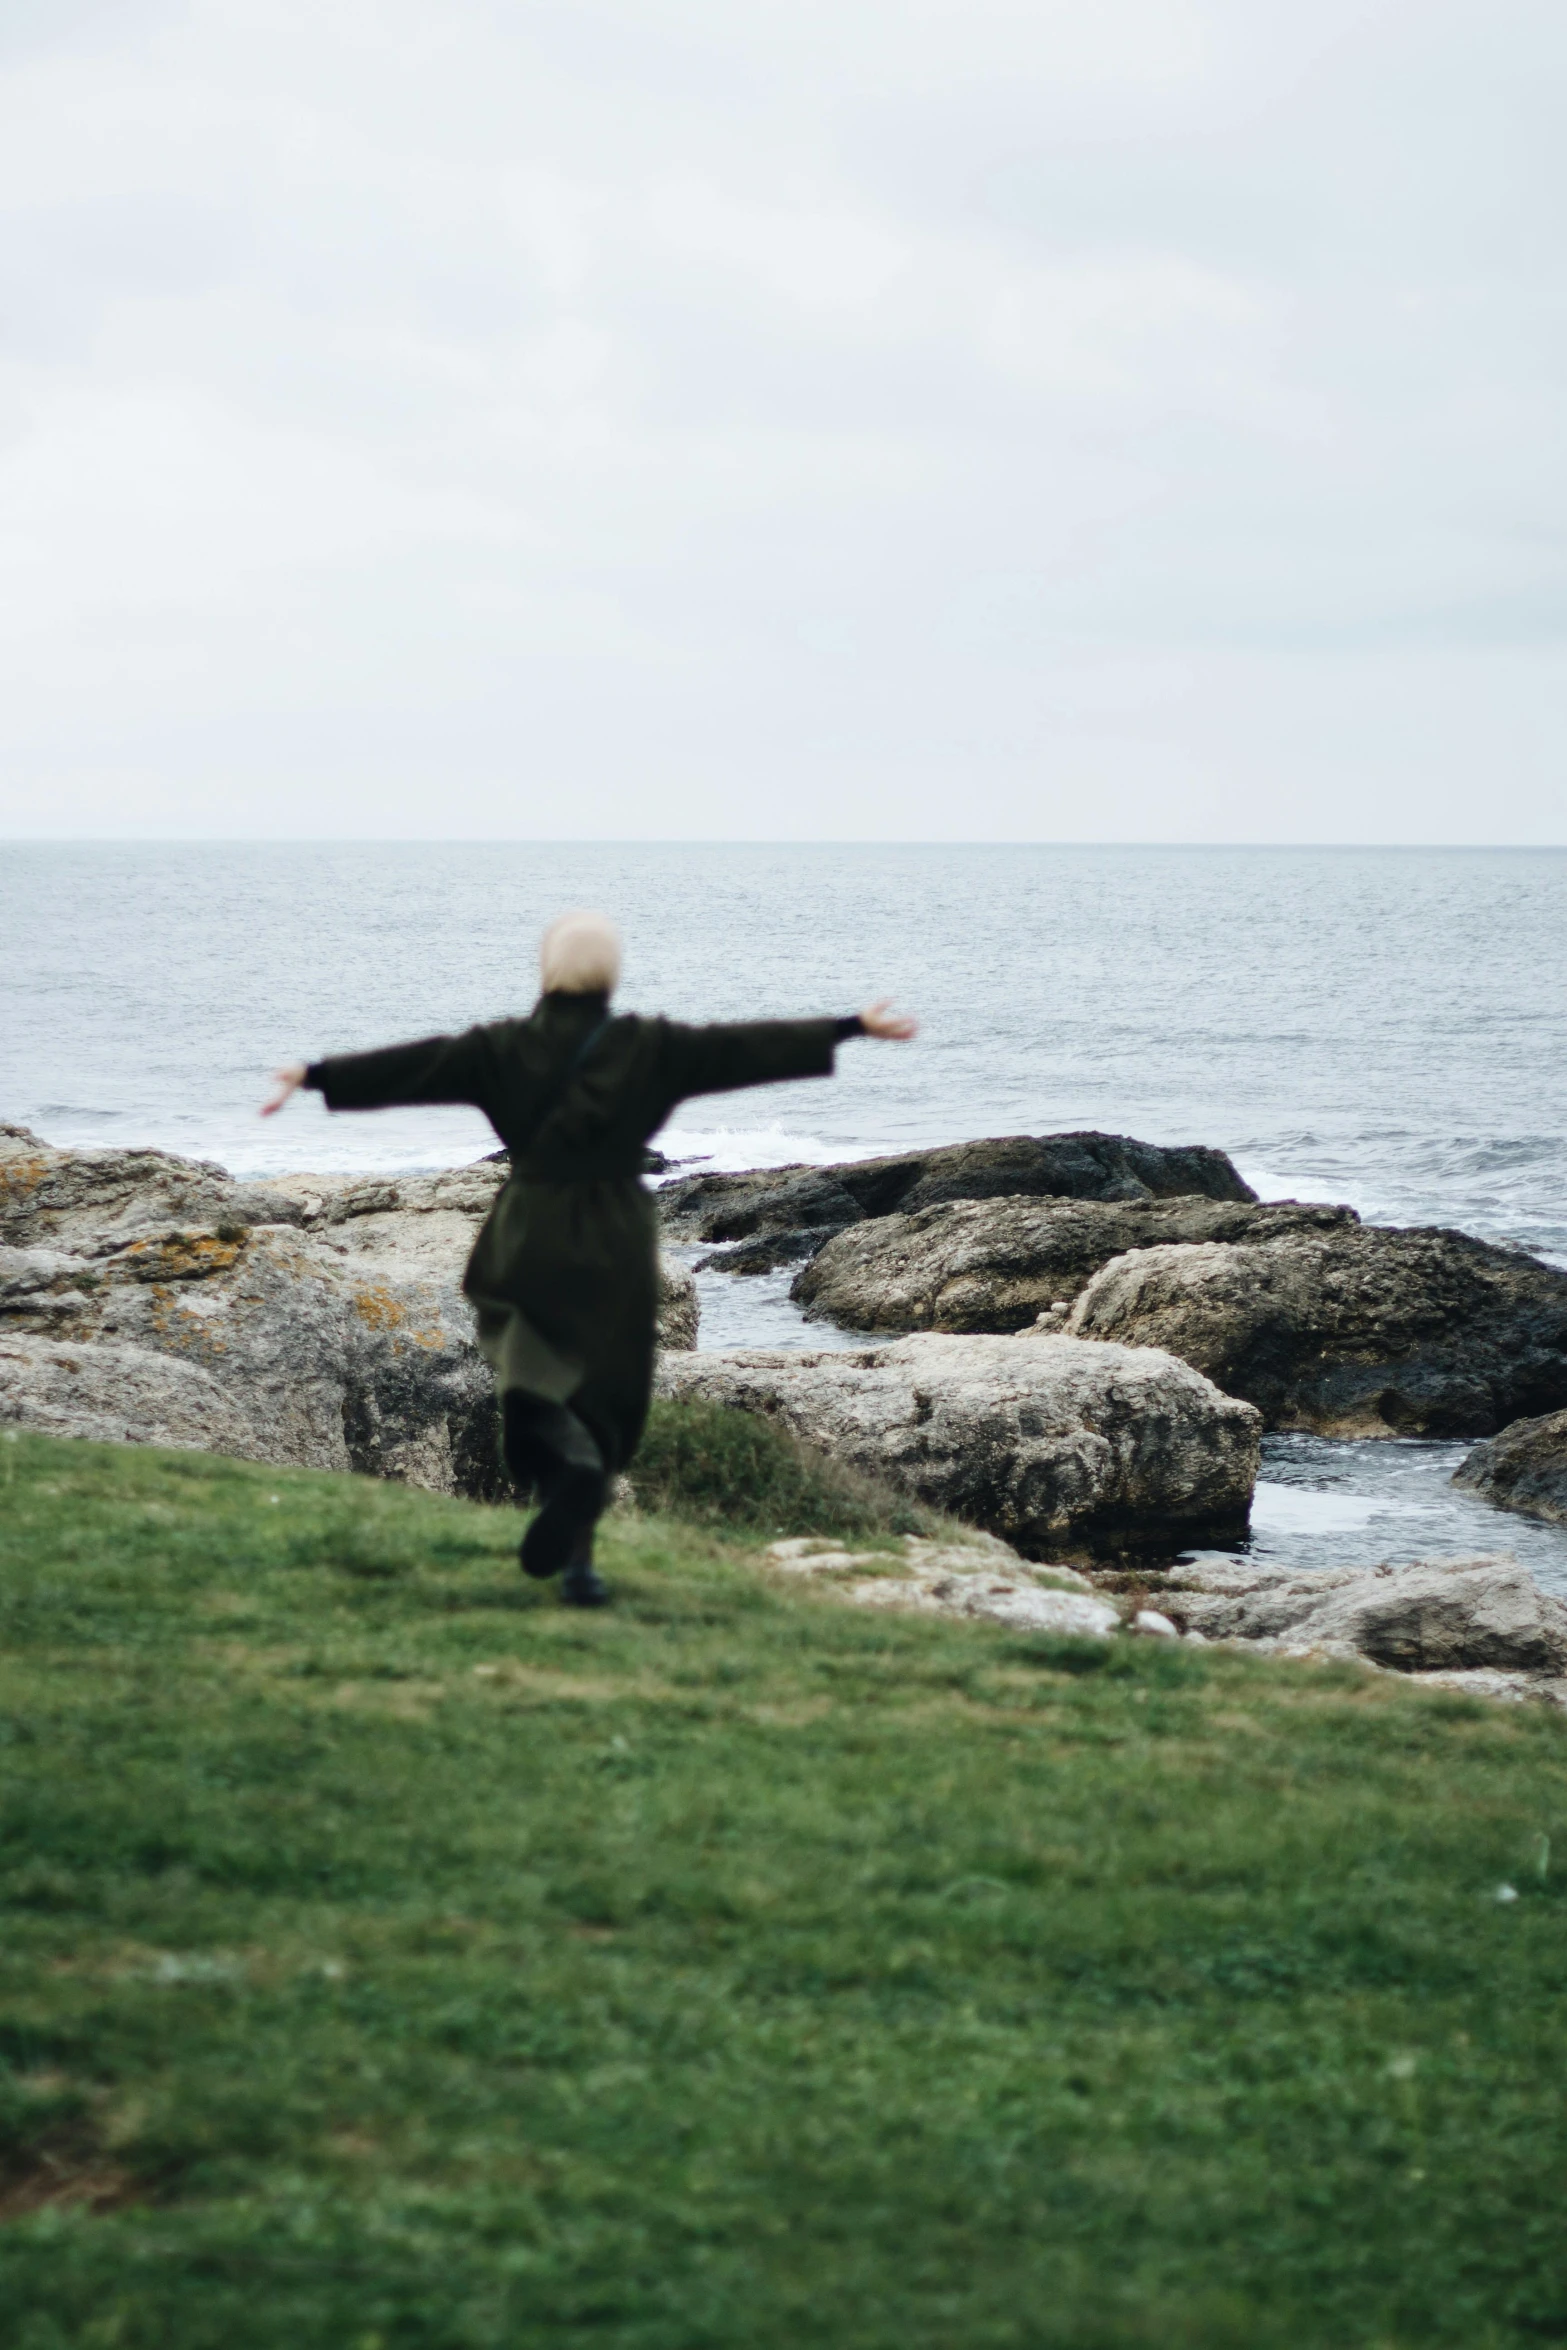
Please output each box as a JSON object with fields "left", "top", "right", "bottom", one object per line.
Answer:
{"left": 1, "top": 1429, "right": 1566, "bottom": 2348}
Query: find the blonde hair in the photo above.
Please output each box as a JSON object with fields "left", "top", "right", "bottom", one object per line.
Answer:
{"left": 539, "top": 909, "right": 622, "bottom": 996}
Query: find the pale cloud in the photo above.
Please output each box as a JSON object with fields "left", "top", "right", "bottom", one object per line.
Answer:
{"left": 0, "top": 0, "right": 1562, "bottom": 840}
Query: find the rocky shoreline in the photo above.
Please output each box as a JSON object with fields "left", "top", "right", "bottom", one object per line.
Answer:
{"left": 6, "top": 1116, "right": 1567, "bottom": 1705}
{"left": 750, "top": 1530, "right": 1567, "bottom": 1711}
{"left": 0, "top": 1124, "right": 695, "bottom": 1499}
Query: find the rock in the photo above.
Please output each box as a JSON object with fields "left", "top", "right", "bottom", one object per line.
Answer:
{"left": 654, "top": 1260, "right": 700, "bottom": 1352}
{"left": 657, "top": 1332, "right": 1260, "bottom": 1558}
{"left": 792, "top": 1195, "right": 1354, "bottom": 1333}
{"left": 1, "top": 1123, "right": 313, "bottom": 1251}
{"left": 0, "top": 1133, "right": 698, "bottom": 1494}
{"left": 0, "top": 1335, "right": 259, "bottom": 1459}
{"left": 253, "top": 1159, "right": 507, "bottom": 1235}
{"left": 255, "top": 1165, "right": 699, "bottom": 1355}
{"left": 1453, "top": 1410, "right": 1567, "bottom": 1523}
{"left": 0, "top": 1220, "right": 500, "bottom": 1492}
{"left": 658, "top": 1129, "right": 1256, "bottom": 1250}
{"left": 1132, "top": 1609, "right": 1181, "bottom": 1639}
{"left": 1066, "top": 1223, "right": 1567, "bottom": 1438}
{"left": 854, "top": 1576, "right": 1123, "bottom": 1638}
{"left": 695, "top": 1229, "right": 834, "bottom": 1275}
{"left": 765, "top": 1529, "right": 1094, "bottom": 1589}
{"left": 1398, "top": 1670, "right": 1567, "bottom": 1710}
{"left": 669, "top": 1169, "right": 868, "bottom": 1251}
{"left": 1164, "top": 1553, "right": 1567, "bottom": 1676}
{"left": 763, "top": 1537, "right": 892, "bottom": 1573}
{"left": 760, "top": 1532, "right": 1120, "bottom": 1635}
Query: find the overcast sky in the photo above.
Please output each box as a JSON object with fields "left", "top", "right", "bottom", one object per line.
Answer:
{"left": 1, "top": 0, "right": 1563, "bottom": 842}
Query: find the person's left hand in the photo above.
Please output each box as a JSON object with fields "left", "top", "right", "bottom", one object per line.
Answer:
{"left": 261, "top": 1064, "right": 307, "bottom": 1118}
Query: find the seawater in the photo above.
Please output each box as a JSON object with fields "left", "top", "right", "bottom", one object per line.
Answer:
{"left": 5, "top": 841, "right": 1567, "bottom": 1590}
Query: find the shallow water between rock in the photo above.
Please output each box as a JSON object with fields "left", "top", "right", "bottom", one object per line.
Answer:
{"left": 1194, "top": 1432, "right": 1567, "bottom": 1600}
{"left": 680, "top": 1250, "right": 1567, "bottom": 1598}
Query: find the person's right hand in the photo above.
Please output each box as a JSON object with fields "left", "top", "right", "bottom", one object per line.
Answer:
{"left": 261, "top": 1064, "right": 307, "bottom": 1118}
{"left": 859, "top": 999, "right": 918, "bottom": 1041}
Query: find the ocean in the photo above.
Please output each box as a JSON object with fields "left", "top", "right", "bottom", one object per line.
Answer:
{"left": 5, "top": 840, "right": 1567, "bottom": 1589}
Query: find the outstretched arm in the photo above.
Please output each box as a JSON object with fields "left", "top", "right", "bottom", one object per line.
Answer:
{"left": 260, "top": 1028, "right": 496, "bottom": 1119}
{"left": 660, "top": 998, "right": 916, "bottom": 1104}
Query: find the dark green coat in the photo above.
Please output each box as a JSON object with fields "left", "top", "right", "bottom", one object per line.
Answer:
{"left": 307, "top": 991, "right": 846, "bottom": 1469}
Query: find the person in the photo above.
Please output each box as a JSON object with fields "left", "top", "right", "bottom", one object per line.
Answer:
{"left": 261, "top": 910, "right": 917, "bottom": 1606}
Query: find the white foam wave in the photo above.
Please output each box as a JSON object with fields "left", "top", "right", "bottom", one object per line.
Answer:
{"left": 657, "top": 1120, "right": 878, "bottom": 1175}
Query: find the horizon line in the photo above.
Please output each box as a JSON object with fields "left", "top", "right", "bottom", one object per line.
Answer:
{"left": 3, "top": 836, "right": 1566, "bottom": 854}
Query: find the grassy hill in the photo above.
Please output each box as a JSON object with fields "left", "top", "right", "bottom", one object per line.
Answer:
{"left": 2, "top": 1425, "right": 1566, "bottom": 2348}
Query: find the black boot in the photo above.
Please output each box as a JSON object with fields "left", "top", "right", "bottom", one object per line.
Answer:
{"left": 503, "top": 1393, "right": 608, "bottom": 1581}
{"left": 560, "top": 1528, "right": 610, "bottom": 1609}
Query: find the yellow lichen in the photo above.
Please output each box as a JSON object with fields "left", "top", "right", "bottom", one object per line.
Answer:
{"left": 118, "top": 1234, "right": 244, "bottom": 1284}
{"left": 0, "top": 1156, "right": 49, "bottom": 1203}
{"left": 350, "top": 1286, "right": 409, "bottom": 1331}
{"left": 349, "top": 1287, "right": 446, "bottom": 1351}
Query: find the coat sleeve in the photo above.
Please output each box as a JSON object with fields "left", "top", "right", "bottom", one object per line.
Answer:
{"left": 306, "top": 1026, "right": 496, "bottom": 1115}
{"left": 657, "top": 1017, "right": 841, "bottom": 1105}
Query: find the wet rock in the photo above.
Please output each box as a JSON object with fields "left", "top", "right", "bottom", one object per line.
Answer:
{"left": 0, "top": 1134, "right": 697, "bottom": 1492}
{"left": 1066, "top": 1223, "right": 1567, "bottom": 1438}
{"left": 1162, "top": 1553, "right": 1567, "bottom": 1677}
{"left": 792, "top": 1195, "right": 1354, "bottom": 1333}
{"left": 1453, "top": 1410, "right": 1567, "bottom": 1524}
{"left": 657, "top": 1129, "right": 1256, "bottom": 1246}
{"left": 665, "top": 1167, "right": 868, "bottom": 1247}
{"left": 695, "top": 1229, "right": 834, "bottom": 1275}
{"left": 657, "top": 1332, "right": 1260, "bottom": 1558}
